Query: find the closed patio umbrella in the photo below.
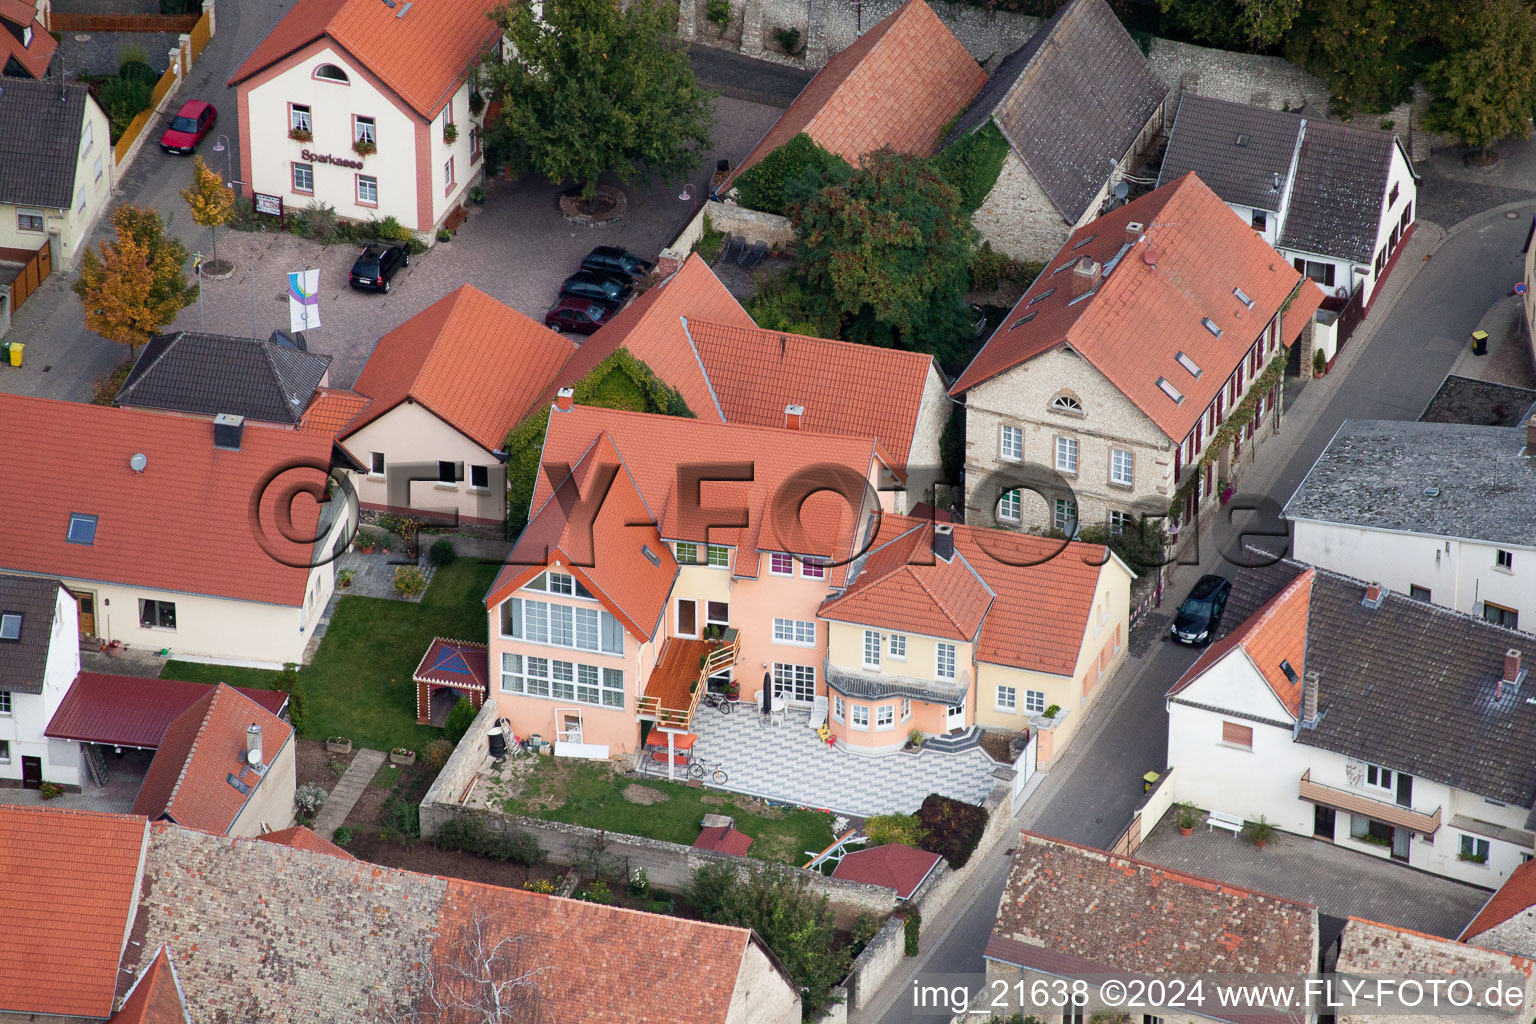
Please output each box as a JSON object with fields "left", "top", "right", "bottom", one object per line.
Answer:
{"left": 761, "top": 671, "right": 772, "bottom": 720}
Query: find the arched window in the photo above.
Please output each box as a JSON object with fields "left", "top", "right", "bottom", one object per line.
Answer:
{"left": 314, "top": 63, "right": 350, "bottom": 83}
{"left": 1050, "top": 393, "right": 1084, "bottom": 415}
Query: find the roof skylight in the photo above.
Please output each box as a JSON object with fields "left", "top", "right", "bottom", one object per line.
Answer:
{"left": 1156, "top": 377, "right": 1184, "bottom": 404}
{"left": 1175, "top": 351, "right": 1202, "bottom": 378}
{"left": 1201, "top": 317, "right": 1222, "bottom": 337}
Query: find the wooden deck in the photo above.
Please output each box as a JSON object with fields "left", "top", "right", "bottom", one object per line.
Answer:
{"left": 642, "top": 638, "right": 712, "bottom": 718}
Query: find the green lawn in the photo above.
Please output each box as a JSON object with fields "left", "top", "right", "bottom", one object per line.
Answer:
{"left": 164, "top": 560, "right": 499, "bottom": 752}
{"left": 503, "top": 758, "right": 835, "bottom": 865}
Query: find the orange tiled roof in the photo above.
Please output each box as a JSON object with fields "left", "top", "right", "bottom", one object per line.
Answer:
{"left": 0, "top": 807, "right": 148, "bottom": 1017}
{"left": 951, "top": 173, "right": 1326, "bottom": 442}
{"left": 686, "top": 319, "right": 937, "bottom": 469}
{"left": 1166, "top": 568, "right": 1315, "bottom": 717}
{"left": 0, "top": 0, "right": 54, "bottom": 78}
{"left": 343, "top": 285, "right": 578, "bottom": 452}
{"left": 132, "top": 683, "right": 295, "bottom": 834}
{"left": 487, "top": 432, "right": 678, "bottom": 640}
{"left": 820, "top": 520, "right": 993, "bottom": 642}
{"left": 0, "top": 394, "right": 333, "bottom": 608}
{"left": 109, "top": 948, "right": 190, "bottom": 1024}
{"left": 523, "top": 405, "right": 890, "bottom": 583}
{"left": 1461, "top": 858, "right": 1536, "bottom": 943}
{"left": 724, "top": 0, "right": 985, "bottom": 188}
{"left": 545, "top": 255, "right": 752, "bottom": 420}
{"left": 228, "top": 0, "right": 500, "bottom": 120}
{"left": 256, "top": 825, "right": 355, "bottom": 860}
{"left": 299, "top": 386, "right": 370, "bottom": 436}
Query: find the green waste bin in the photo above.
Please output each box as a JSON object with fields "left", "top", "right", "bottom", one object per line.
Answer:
{"left": 0, "top": 343, "right": 9, "bottom": 363}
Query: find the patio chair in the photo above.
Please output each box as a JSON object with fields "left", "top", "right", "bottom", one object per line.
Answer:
{"left": 769, "top": 692, "right": 786, "bottom": 728}
{"left": 808, "top": 695, "right": 828, "bottom": 731}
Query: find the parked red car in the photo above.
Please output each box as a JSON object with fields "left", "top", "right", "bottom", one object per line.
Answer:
{"left": 159, "top": 100, "right": 217, "bottom": 155}
{"left": 544, "top": 295, "right": 616, "bottom": 334}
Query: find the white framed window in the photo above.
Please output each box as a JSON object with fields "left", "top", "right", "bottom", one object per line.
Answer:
{"left": 0, "top": 690, "right": 11, "bottom": 714}
{"left": 673, "top": 541, "right": 698, "bottom": 565}
{"left": 769, "top": 551, "right": 795, "bottom": 576}
{"left": 1051, "top": 394, "right": 1083, "bottom": 415}
{"left": 76, "top": 190, "right": 86, "bottom": 214}
{"left": 1053, "top": 498, "right": 1077, "bottom": 533}
{"left": 524, "top": 572, "right": 593, "bottom": 598}
{"left": 355, "top": 115, "right": 376, "bottom": 143}
{"left": 996, "top": 685, "right": 1017, "bottom": 712}
{"left": 1110, "top": 448, "right": 1133, "bottom": 486}
{"left": 1000, "top": 424, "right": 1023, "bottom": 462}
{"left": 369, "top": 452, "right": 385, "bottom": 476}
{"left": 901, "top": 698, "right": 911, "bottom": 721}
{"left": 832, "top": 695, "right": 845, "bottom": 723}
{"left": 935, "top": 642, "right": 956, "bottom": 680}
{"left": 1024, "top": 689, "right": 1046, "bottom": 714}
{"left": 356, "top": 175, "right": 378, "bottom": 204}
{"left": 705, "top": 544, "right": 730, "bottom": 569}
{"left": 139, "top": 600, "right": 176, "bottom": 630}
{"left": 705, "top": 600, "right": 729, "bottom": 627}
{"left": 0, "top": 739, "right": 9, "bottom": 762}
{"left": 998, "top": 489, "right": 1020, "bottom": 523}
{"left": 93, "top": 155, "right": 104, "bottom": 182}
{"left": 1496, "top": 549, "right": 1513, "bottom": 571}
{"left": 314, "top": 63, "right": 350, "bottom": 83}
{"left": 501, "top": 597, "right": 622, "bottom": 654}
{"left": 772, "top": 618, "right": 815, "bottom": 646}
{"left": 502, "top": 654, "right": 622, "bottom": 708}
{"left": 1364, "top": 763, "right": 1394, "bottom": 793}
{"left": 1108, "top": 510, "right": 1132, "bottom": 535}
{"left": 876, "top": 704, "right": 895, "bottom": 730}
{"left": 470, "top": 465, "right": 489, "bottom": 490}
{"left": 1055, "top": 436, "right": 1078, "bottom": 474}
{"left": 0, "top": 614, "right": 18, "bottom": 641}
{"left": 501, "top": 652, "right": 522, "bottom": 693}
{"left": 444, "top": 156, "right": 455, "bottom": 187}
{"left": 773, "top": 663, "right": 816, "bottom": 703}
{"left": 1460, "top": 835, "right": 1490, "bottom": 862}
{"left": 851, "top": 705, "right": 870, "bottom": 730}
{"left": 889, "top": 633, "right": 907, "bottom": 660}
{"left": 290, "top": 104, "right": 312, "bottom": 132}
{"left": 800, "top": 555, "right": 826, "bottom": 579}
{"left": 292, "top": 162, "right": 314, "bottom": 193}
{"left": 17, "top": 209, "right": 43, "bottom": 232}
{"left": 863, "top": 630, "right": 882, "bottom": 669}
{"left": 81, "top": 120, "right": 93, "bottom": 153}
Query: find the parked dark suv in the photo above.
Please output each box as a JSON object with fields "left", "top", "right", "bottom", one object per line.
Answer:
{"left": 581, "top": 246, "right": 651, "bottom": 281}
{"left": 1170, "top": 574, "right": 1232, "bottom": 645}
{"left": 559, "top": 269, "right": 631, "bottom": 308}
{"left": 348, "top": 243, "right": 409, "bottom": 293}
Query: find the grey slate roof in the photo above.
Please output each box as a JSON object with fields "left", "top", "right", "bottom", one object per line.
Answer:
{"left": 1157, "top": 94, "right": 1406, "bottom": 264}
{"left": 0, "top": 76, "right": 92, "bottom": 209}
{"left": 826, "top": 663, "right": 968, "bottom": 704}
{"left": 1283, "top": 419, "right": 1536, "bottom": 548}
{"left": 942, "top": 0, "right": 1166, "bottom": 223}
{"left": 1156, "top": 94, "right": 1302, "bottom": 213}
{"left": 0, "top": 573, "right": 66, "bottom": 696}
{"left": 117, "top": 332, "right": 332, "bottom": 424}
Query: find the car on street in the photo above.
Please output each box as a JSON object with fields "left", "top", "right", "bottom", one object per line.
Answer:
{"left": 559, "top": 269, "right": 632, "bottom": 308}
{"left": 580, "top": 246, "right": 651, "bottom": 281}
{"left": 1170, "top": 574, "right": 1232, "bottom": 645}
{"left": 348, "top": 243, "right": 409, "bottom": 293}
{"left": 544, "top": 296, "right": 616, "bottom": 335}
{"left": 159, "top": 100, "right": 217, "bottom": 155}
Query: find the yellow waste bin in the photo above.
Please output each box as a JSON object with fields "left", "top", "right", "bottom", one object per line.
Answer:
{"left": 7, "top": 343, "right": 20, "bottom": 367}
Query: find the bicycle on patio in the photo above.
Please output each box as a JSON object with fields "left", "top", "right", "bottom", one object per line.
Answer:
{"left": 700, "top": 691, "right": 736, "bottom": 715}
{"left": 687, "top": 757, "right": 729, "bottom": 784}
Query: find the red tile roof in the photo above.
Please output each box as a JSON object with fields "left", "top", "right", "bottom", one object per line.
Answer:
{"left": 437, "top": 877, "right": 755, "bottom": 1023}
{"left": 228, "top": 0, "right": 501, "bottom": 120}
{"left": 686, "top": 319, "right": 937, "bottom": 469}
{"left": 487, "top": 432, "right": 678, "bottom": 640}
{"left": 46, "top": 673, "right": 289, "bottom": 748}
{"left": 412, "top": 637, "right": 489, "bottom": 693}
{"left": 0, "top": 807, "right": 148, "bottom": 1017}
{"left": 0, "top": 394, "right": 334, "bottom": 607}
{"left": 0, "top": 0, "right": 54, "bottom": 78}
{"left": 951, "top": 173, "right": 1325, "bottom": 442}
{"left": 833, "top": 842, "right": 940, "bottom": 898}
{"left": 724, "top": 0, "right": 985, "bottom": 188}
{"left": 1166, "top": 569, "right": 1314, "bottom": 717}
{"left": 343, "top": 285, "right": 577, "bottom": 452}
{"left": 694, "top": 825, "right": 754, "bottom": 856}
{"left": 109, "top": 948, "right": 190, "bottom": 1024}
{"left": 820, "top": 521, "right": 993, "bottom": 642}
{"left": 132, "top": 683, "right": 294, "bottom": 834}
{"left": 522, "top": 404, "right": 890, "bottom": 583}
{"left": 299, "top": 386, "right": 370, "bottom": 436}
{"left": 255, "top": 825, "right": 355, "bottom": 860}
{"left": 1461, "top": 859, "right": 1536, "bottom": 943}
{"left": 546, "top": 255, "right": 752, "bottom": 420}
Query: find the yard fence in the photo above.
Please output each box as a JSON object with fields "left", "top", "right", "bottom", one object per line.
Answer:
{"left": 0, "top": 243, "right": 52, "bottom": 312}
{"left": 106, "top": 1, "right": 216, "bottom": 175}
{"left": 51, "top": 12, "right": 200, "bottom": 31}
{"left": 1106, "top": 766, "right": 1177, "bottom": 859}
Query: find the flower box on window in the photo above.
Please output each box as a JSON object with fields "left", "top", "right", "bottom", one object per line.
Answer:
{"left": 443, "top": 122, "right": 458, "bottom": 144}
{"left": 352, "top": 138, "right": 376, "bottom": 157}
{"left": 288, "top": 127, "right": 313, "bottom": 142}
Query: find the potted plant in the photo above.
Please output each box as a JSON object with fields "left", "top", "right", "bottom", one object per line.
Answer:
{"left": 907, "top": 729, "right": 927, "bottom": 750}
{"left": 1313, "top": 348, "right": 1327, "bottom": 378}
{"left": 443, "top": 122, "right": 458, "bottom": 145}
{"left": 1174, "top": 801, "right": 1200, "bottom": 836}
{"left": 338, "top": 567, "right": 356, "bottom": 589}
{"left": 469, "top": 185, "right": 486, "bottom": 205}
{"left": 356, "top": 529, "right": 375, "bottom": 554}
{"left": 390, "top": 747, "right": 416, "bottom": 766}
{"left": 468, "top": 90, "right": 484, "bottom": 116}
{"left": 1042, "top": 704, "right": 1061, "bottom": 720}
{"left": 352, "top": 138, "right": 376, "bottom": 157}
{"left": 725, "top": 679, "right": 740, "bottom": 701}
{"left": 1243, "top": 816, "right": 1276, "bottom": 849}
{"left": 326, "top": 736, "right": 352, "bottom": 754}
{"left": 288, "top": 126, "right": 312, "bottom": 142}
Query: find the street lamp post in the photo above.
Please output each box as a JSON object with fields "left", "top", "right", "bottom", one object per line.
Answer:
{"left": 211, "top": 134, "right": 232, "bottom": 189}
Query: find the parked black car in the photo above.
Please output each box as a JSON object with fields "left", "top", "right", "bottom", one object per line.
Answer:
{"left": 581, "top": 246, "right": 652, "bottom": 281}
{"left": 559, "top": 269, "right": 632, "bottom": 307}
{"left": 1170, "top": 574, "right": 1232, "bottom": 645}
{"left": 348, "top": 243, "right": 409, "bottom": 293}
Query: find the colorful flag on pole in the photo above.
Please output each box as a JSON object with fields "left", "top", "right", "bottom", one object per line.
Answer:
{"left": 288, "top": 269, "right": 320, "bottom": 333}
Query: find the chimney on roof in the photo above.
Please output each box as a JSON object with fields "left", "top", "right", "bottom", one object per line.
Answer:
{"left": 1362, "top": 582, "right": 1386, "bottom": 609}
{"left": 245, "top": 723, "right": 262, "bottom": 768}
{"left": 1125, "top": 221, "right": 1144, "bottom": 246}
{"left": 1502, "top": 650, "right": 1525, "bottom": 699}
{"left": 1526, "top": 413, "right": 1535, "bottom": 457}
{"left": 933, "top": 523, "right": 954, "bottom": 562}
{"left": 1302, "top": 670, "right": 1320, "bottom": 726}
{"left": 1071, "top": 257, "right": 1101, "bottom": 297}
{"left": 555, "top": 387, "right": 574, "bottom": 412}
{"left": 213, "top": 413, "right": 244, "bottom": 451}
{"left": 784, "top": 404, "right": 804, "bottom": 431}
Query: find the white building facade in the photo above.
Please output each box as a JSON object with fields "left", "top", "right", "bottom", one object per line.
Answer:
{"left": 0, "top": 580, "right": 83, "bottom": 788}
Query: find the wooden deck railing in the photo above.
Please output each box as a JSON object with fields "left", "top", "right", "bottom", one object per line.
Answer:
{"left": 1299, "top": 769, "right": 1442, "bottom": 835}
{"left": 637, "top": 630, "right": 739, "bottom": 728}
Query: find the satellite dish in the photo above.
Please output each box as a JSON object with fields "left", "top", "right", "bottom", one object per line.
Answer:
{"left": 1112, "top": 181, "right": 1129, "bottom": 200}
{"left": 246, "top": 748, "right": 262, "bottom": 767}
{"left": 129, "top": 453, "right": 147, "bottom": 473}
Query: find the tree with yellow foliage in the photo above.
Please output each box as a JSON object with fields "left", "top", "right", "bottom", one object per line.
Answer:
{"left": 72, "top": 205, "right": 197, "bottom": 356}
{"left": 181, "top": 155, "right": 235, "bottom": 270}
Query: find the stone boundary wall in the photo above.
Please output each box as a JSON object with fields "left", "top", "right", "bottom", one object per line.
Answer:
{"left": 663, "top": 201, "right": 795, "bottom": 265}
{"left": 419, "top": 699, "right": 502, "bottom": 814}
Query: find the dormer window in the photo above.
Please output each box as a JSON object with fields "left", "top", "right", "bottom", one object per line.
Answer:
{"left": 314, "top": 64, "right": 350, "bottom": 83}
{"left": 67, "top": 513, "right": 98, "bottom": 545}
{"left": 1050, "top": 394, "right": 1083, "bottom": 415}
{"left": 0, "top": 614, "right": 19, "bottom": 642}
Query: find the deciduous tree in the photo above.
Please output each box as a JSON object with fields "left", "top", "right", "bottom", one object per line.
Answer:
{"left": 1159, "top": 0, "right": 1301, "bottom": 51}
{"left": 1284, "top": 0, "right": 1434, "bottom": 116}
{"left": 72, "top": 205, "right": 197, "bottom": 355}
{"left": 180, "top": 155, "right": 235, "bottom": 262}
{"left": 1423, "top": 0, "right": 1536, "bottom": 158}
{"left": 482, "top": 0, "right": 712, "bottom": 200}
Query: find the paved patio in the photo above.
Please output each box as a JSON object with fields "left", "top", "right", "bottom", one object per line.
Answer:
{"left": 0, "top": 747, "right": 152, "bottom": 814}
{"left": 1135, "top": 816, "right": 1493, "bottom": 938}
{"left": 682, "top": 704, "right": 1001, "bottom": 818}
